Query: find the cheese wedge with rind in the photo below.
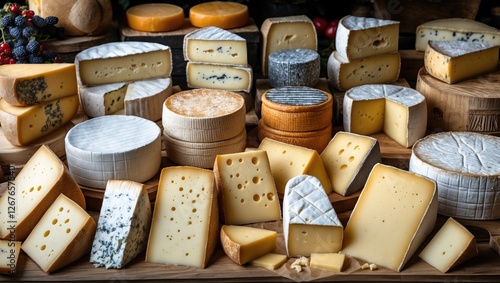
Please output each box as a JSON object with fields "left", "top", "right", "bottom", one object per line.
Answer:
{"left": 220, "top": 225, "right": 277, "bottom": 265}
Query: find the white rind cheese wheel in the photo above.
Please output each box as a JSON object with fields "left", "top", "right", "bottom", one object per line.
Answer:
{"left": 409, "top": 131, "right": 500, "bottom": 220}
{"left": 65, "top": 115, "right": 161, "bottom": 189}
{"left": 268, "top": 48, "right": 320, "bottom": 88}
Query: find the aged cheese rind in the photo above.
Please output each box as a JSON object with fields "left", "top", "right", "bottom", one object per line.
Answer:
{"left": 189, "top": 1, "right": 249, "bottom": 29}
{"left": 220, "top": 225, "right": 277, "bottom": 265}
{"left": 126, "top": 3, "right": 184, "bottom": 32}
{"left": 186, "top": 62, "right": 253, "bottom": 92}
{"left": 268, "top": 48, "right": 320, "bottom": 87}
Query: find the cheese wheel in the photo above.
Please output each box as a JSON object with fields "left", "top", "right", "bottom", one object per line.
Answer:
{"left": 189, "top": 1, "right": 249, "bottom": 29}
{"left": 126, "top": 3, "right": 185, "bottom": 32}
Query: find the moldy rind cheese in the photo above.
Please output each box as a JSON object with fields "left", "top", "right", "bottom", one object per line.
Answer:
{"left": 126, "top": 3, "right": 185, "bottom": 32}
{"left": 189, "top": 1, "right": 249, "bottom": 29}
{"left": 268, "top": 48, "right": 320, "bottom": 88}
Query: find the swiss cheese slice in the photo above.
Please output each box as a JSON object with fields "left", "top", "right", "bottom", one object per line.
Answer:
{"left": 220, "top": 225, "right": 277, "bottom": 265}
{"left": 189, "top": 1, "right": 249, "bottom": 29}
{"left": 126, "top": 3, "right": 184, "bottom": 32}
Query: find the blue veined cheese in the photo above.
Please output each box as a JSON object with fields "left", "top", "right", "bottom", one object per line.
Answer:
{"left": 90, "top": 180, "right": 152, "bottom": 269}
{"left": 268, "top": 48, "right": 320, "bottom": 88}
{"left": 186, "top": 62, "right": 252, "bottom": 92}
{"left": 415, "top": 18, "right": 500, "bottom": 51}
{"left": 183, "top": 26, "right": 248, "bottom": 66}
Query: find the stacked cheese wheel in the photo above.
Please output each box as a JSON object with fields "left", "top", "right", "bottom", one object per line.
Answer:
{"left": 162, "top": 88, "right": 246, "bottom": 168}
{"left": 267, "top": 48, "right": 321, "bottom": 88}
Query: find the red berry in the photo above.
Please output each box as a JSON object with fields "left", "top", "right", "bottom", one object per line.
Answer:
{"left": 0, "top": 43, "right": 9, "bottom": 51}
{"left": 312, "top": 17, "right": 329, "bottom": 35}
{"left": 9, "top": 5, "right": 19, "bottom": 14}
{"left": 325, "top": 24, "right": 338, "bottom": 40}
{"left": 8, "top": 58, "right": 16, "bottom": 64}
{"left": 39, "top": 44, "right": 47, "bottom": 52}
{"left": 3, "top": 58, "right": 9, "bottom": 64}
{"left": 329, "top": 19, "right": 339, "bottom": 28}
{"left": 27, "top": 10, "right": 35, "bottom": 18}
{"left": 3, "top": 48, "right": 11, "bottom": 56}
{"left": 0, "top": 55, "right": 4, "bottom": 62}
{"left": 54, "top": 56, "right": 60, "bottom": 63}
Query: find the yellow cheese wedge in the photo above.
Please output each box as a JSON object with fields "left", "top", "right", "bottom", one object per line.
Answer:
{"left": 189, "top": 1, "right": 249, "bottom": 29}
{"left": 220, "top": 225, "right": 277, "bottom": 265}
{"left": 310, "top": 253, "right": 345, "bottom": 272}
{"left": 250, "top": 253, "right": 288, "bottom": 270}
{"left": 126, "top": 3, "right": 185, "bottom": 32}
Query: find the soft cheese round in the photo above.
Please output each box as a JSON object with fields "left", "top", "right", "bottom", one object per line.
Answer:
{"left": 268, "top": 48, "right": 320, "bottom": 88}
{"left": 409, "top": 131, "right": 500, "bottom": 220}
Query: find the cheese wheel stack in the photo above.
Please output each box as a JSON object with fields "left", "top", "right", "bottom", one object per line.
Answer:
{"left": 162, "top": 88, "right": 246, "bottom": 168}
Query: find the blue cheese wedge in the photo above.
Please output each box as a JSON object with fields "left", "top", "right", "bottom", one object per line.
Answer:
{"left": 186, "top": 62, "right": 252, "bottom": 92}
{"left": 268, "top": 48, "right": 320, "bottom": 88}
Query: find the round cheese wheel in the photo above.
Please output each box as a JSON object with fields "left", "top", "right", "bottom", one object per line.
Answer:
{"left": 268, "top": 48, "right": 320, "bottom": 88}
{"left": 189, "top": 1, "right": 249, "bottom": 29}
{"left": 126, "top": 3, "right": 185, "bottom": 32}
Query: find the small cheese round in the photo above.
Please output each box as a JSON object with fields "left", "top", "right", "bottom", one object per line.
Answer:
{"left": 268, "top": 48, "right": 320, "bottom": 88}
{"left": 189, "top": 1, "right": 249, "bottom": 29}
{"left": 126, "top": 3, "right": 185, "bottom": 32}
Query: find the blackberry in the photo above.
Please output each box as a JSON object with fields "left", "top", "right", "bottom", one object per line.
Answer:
{"left": 26, "top": 40, "right": 39, "bottom": 54}
{"left": 8, "top": 26, "right": 22, "bottom": 39}
{"left": 13, "top": 38, "right": 27, "bottom": 47}
{"left": 14, "top": 15, "right": 26, "bottom": 27}
{"left": 31, "top": 15, "right": 47, "bottom": 28}
{"left": 29, "top": 55, "right": 44, "bottom": 63}
{"left": 45, "top": 16, "right": 58, "bottom": 25}
{"left": 41, "top": 50, "right": 56, "bottom": 60}
{"left": 1, "top": 14, "right": 12, "bottom": 28}
{"left": 12, "top": 45, "right": 27, "bottom": 59}
{"left": 22, "top": 26, "right": 34, "bottom": 39}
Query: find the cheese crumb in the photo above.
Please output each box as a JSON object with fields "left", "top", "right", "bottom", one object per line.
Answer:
{"left": 291, "top": 256, "right": 310, "bottom": 272}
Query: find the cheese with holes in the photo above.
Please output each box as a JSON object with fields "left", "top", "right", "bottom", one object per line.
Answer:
{"left": 424, "top": 40, "right": 499, "bottom": 84}
{"left": 75, "top": 41, "right": 172, "bottom": 86}
{"left": 415, "top": 18, "right": 500, "bottom": 51}
{"left": 320, "top": 131, "right": 381, "bottom": 196}
{"left": 327, "top": 51, "right": 401, "bottom": 91}
{"left": 419, "top": 217, "right": 478, "bottom": 273}
{"left": 126, "top": 3, "right": 184, "bottom": 32}
{"left": 343, "top": 84, "right": 426, "bottom": 148}
{"left": 250, "top": 253, "right": 287, "bottom": 270}
{"left": 0, "top": 94, "right": 79, "bottom": 146}
{"left": 213, "top": 150, "right": 281, "bottom": 225}
{"left": 183, "top": 26, "right": 248, "bottom": 66}
{"left": 260, "top": 15, "right": 317, "bottom": 75}
{"left": 283, "top": 175, "right": 343, "bottom": 257}
{"left": 409, "top": 132, "right": 500, "bottom": 220}
{"left": 220, "top": 225, "right": 277, "bottom": 265}
{"left": 342, "top": 163, "right": 438, "bottom": 272}
{"left": 90, "top": 180, "right": 152, "bottom": 269}
{"left": 268, "top": 48, "right": 320, "bottom": 87}
{"left": 0, "top": 144, "right": 85, "bottom": 241}
{"left": 0, "top": 240, "right": 20, "bottom": 274}
{"left": 257, "top": 137, "right": 332, "bottom": 197}
{"left": 65, "top": 115, "right": 161, "bottom": 189}
{"left": 21, "top": 194, "right": 96, "bottom": 273}
{"left": 186, "top": 62, "right": 252, "bottom": 92}
{"left": 0, "top": 63, "right": 77, "bottom": 106}
{"left": 189, "top": 1, "right": 249, "bottom": 29}
{"left": 146, "top": 166, "right": 219, "bottom": 268}
{"left": 79, "top": 77, "right": 172, "bottom": 121}
{"left": 310, "top": 253, "right": 345, "bottom": 272}
{"left": 335, "top": 15, "right": 399, "bottom": 61}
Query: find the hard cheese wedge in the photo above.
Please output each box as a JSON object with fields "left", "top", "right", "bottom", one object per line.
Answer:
{"left": 0, "top": 240, "right": 21, "bottom": 274}
{"left": 220, "top": 225, "right": 277, "bottom": 265}
{"left": 0, "top": 63, "right": 77, "bottom": 106}
{"left": 126, "top": 3, "right": 184, "bottom": 32}
{"left": 310, "top": 252, "right": 345, "bottom": 272}
{"left": 186, "top": 62, "right": 252, "bottom": 92}
{"left": 342, "top": 163, "right": 438, "bottom": 272}
{"left": 249, "top": 253, "right": 287, "bottom": 270}
{"left": 189, "top": 1, "right": 249, "bottom": 29}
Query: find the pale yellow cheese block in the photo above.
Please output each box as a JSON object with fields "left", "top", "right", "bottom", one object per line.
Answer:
{"left": 310, "top": 252, "right": 345, "bottom": 272}
{"left": 249, "top": 253, "right": 287, "bottom": 270}
{"left": 220, "top": 225, "right": 277, "bottom": 265}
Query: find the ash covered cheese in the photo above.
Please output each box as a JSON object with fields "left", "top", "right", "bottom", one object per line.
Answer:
{"left": 283, "top": 174, "right": 343, "bottom": 257}
{"left": 65, "top": 115, "right": 161, "bottom": 189}
{"left": 186, "top": 62, "right": 252, "bottom": 92}
{"left": 268, "top": 48, "right": 320, "bottom": 87}
{"left": 409, "top": 132, "right": 500, "bottom": 220}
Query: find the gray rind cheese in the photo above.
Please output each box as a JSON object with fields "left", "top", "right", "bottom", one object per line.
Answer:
{"left": 268, "top": 48, "right": 320, "bottom": 88}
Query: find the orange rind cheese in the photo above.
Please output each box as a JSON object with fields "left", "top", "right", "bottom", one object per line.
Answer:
{"left": 126, "top": 3, "right": 185, "bottom": 32}
{"left": 189, "top": 1, "right": 249, "bottom": 29}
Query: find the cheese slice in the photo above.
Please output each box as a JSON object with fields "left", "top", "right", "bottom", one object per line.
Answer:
{"left": 260, "top": 15, "right": 317, "bottom": 75}
{"left": 343, "top": 84, "right": 427, "bottom": 148}
{"left": 249, "top": 253, "right": 287, "bottom": 270}
{"left": 0, "top": 63, "right": 77, "bottom": 106}
{"left": 283, "top": 174, "right": 343, "bottom": 257}
{"left": 320, "top": 131, "right": 381, "bottom": 196}
{"left": 220, "top": 225, "right": 277, "bottom": 265}
{"left": 310, "top": 253, "right": 345, "bottom": 272}
{"left": 126, "top": 3, "right": 184, "bottom": 32}
{"left": 268, "top": 48, "right": 320, "bottom": 87}
{"left": 90, "top": 180, "right": 152, "bottom": 269}
{"left": 183, "top": 26, "right": 248, "bottom": 66}
{"left": 146, "top": 166, "right": 219, "bottom": 269}
{"left": 213, "top": 150, "right": 281, "bottom": 225}
{"left": 0, "top": 94, "right": 79, "bottom": 146}
{"left": 0, "top": 240, "right": 21, "bottom": 274}
{"left": 342, "top": 163, "right": 438, "bottom": 272}
{"left": 415, "top": 18, "right": 500, "bottom": 51}
{"left": 75, "top": 41, "right": 172, "bottom": 86}
{"left": 424, "top": 40, "right": 499, "bottom": 84}
{"left": 186, "top": 62, "right": 253, "bottom": 92}
{"left": 21, "top": 194, "right": 96, "bottom": 273}
{"left": 419, "top": 217, "right": 478, "bottom": 273}
{"left": 189, "top": 1, "right": 249, "bottom": 29}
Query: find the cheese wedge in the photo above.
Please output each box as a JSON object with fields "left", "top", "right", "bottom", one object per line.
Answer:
{"left": 310, "top": 253, "right": 345, "bottom": 272}
{"left": 126, "top": 3, "right": 184, "bottom": 32}
{"left": 189, "top": 1, "right": 249, "bottom": 29}
{"left": 0, "top": 240, "right": 21, "bottom": 274}
{"left": 186, "top": 62, "right": 253, "bottom": 92}
{"left": 249, "top": 253, "right": 287, "bottom": 270}
{"left": 220, "top": 225, "right": 277, "bottom": 265}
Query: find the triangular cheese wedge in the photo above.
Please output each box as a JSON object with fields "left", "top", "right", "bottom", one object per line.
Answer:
{"left": 220, "top": 225, "right": 277, "bottom": 265}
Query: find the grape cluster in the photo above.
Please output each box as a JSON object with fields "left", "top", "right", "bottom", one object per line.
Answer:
{"left": 0, "top": 2, "right": 64, "bottom": 64}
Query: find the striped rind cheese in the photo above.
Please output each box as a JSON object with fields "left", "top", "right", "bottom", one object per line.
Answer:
{"left": 409, "top": 131, "right": 500, "bottom": 220}
{"left": 268, "top": 48, "right": 320, "bottom": 87}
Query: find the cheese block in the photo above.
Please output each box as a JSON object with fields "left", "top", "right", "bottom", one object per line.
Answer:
{"left": 327, "top": 50, "right": 401, "bottom": 91}
{"left": 162, "top": 88, "right": 245, "bottom": 142}
{"left": 283, "top": 175, "right": 343, "bottom": 257}
{"left": 213, "top": 150, "right": 281, "bottom": 225}
{"left": 0, "top": 94, "right": 79, "bottom": 146}
{"left": 268, "top": 48, "right": 320, "bottom": 87}
{"left": 409, "top": 132, "right": 500, "bottom": 220}
{"left": 146, "top": 166, "right": 219, "bottom": 269}
{"left": 75, "top": 41, "right": 172, "bottom": 86}
{"left": 260, "top": 15, "right": 317, "bottom": 75}
{"left": 65, "top": 115, "right": 161, "bottom": 189}
{"left": 419, "top": 217, "right": 478, "bottom": 273}
{"left": 126, "top": 3, "right": 184, "bottom": 32}
{"left": 79, "top": 77, "right": 172, "bottom": 121}
{"left": 257, "top": 137, "right": 332, "bottom": 197}
{"left": 424, "top": 40, "right": 499, "bottom": 84}
{"left": 343, "top": 84, "right": 427, "bottom": 148}
{"left": 21, "top": 194, "right": 96, "bottom": 273}
{"left": 0, "top": 144, "right": 85, "bottom": 241}
{"left": 90, "top": 180, "right": 152, "bottom": 269}
{"left": 249, "top": 253, "right": 287, "bottom": 270}
{"left": 183, "top": 26, "right": 248, "bottom": 66}
{"left": 0, "top": 240, "right": 21, "bottom": 274}
{"left": 415, "top": 18, "right": 500, "bottom": 52}
{"left": 189, "top": 1, "right": 249, "bottom": 29}
{"left": 320, "top": 131, "right": 381, "bottom": 196}
{"left": 342, "top": 163, "right": 438, "bottom": 272}
{"left": 186, "top": 62, "right": 253, "bottom": 92}
{"left": 310, "top": 253, "right": 345, "bottom": 272}
{"left": 220, "top": 225, "right": 277, "bottom": 265}
{"left": 0, "top": 63, "right": 77, "bottom": 106}
{"left": 335, "top": 15, "right": 399, "bottom": 61}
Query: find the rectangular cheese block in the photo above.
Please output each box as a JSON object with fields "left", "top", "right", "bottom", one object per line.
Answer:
{"left": 186, "top": 62, "right": 252, "bottom": 92}
{"left": 220, "top": 225, "right": 277, "bottom": 265}
{"left": 0, "top": 240, "right": 21, "bottom": 274}
{"left": 342, "top": 163, "right": 438, "bottom": 272}
{"left": 249, "top": 253, "right": 287, "bottom": 270}
{"left": 0, "top": 63, "right": 77, "bottom": 106}
{"left": 310, "top": 252, "right": 345, "bottom": 272}
{"left": 288, "top": 223, "right": 343, "bottom": 257}
{"left": 145, "top": 166, "right": 219, "bottom": 269}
